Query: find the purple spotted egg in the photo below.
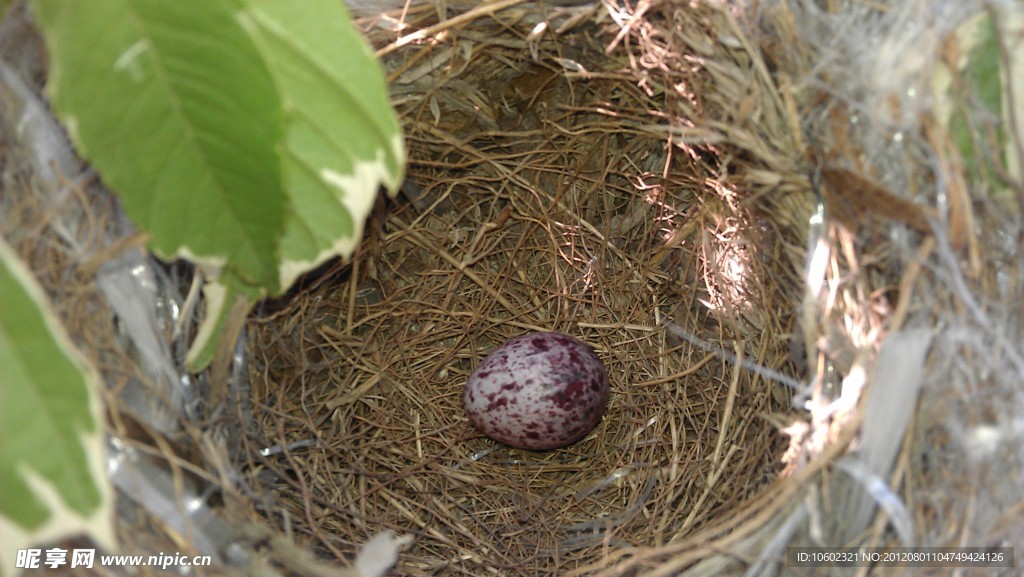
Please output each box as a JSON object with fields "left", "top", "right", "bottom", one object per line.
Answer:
{"left": 463, "top": 332, "right": 609, "bottom": 450}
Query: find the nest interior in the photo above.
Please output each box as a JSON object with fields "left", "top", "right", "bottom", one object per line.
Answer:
{"left": 243, "top": 2, "right": 807, "bottom": 575}
{"left": 9, "top": 1, "right": 1020, "bottom": 576}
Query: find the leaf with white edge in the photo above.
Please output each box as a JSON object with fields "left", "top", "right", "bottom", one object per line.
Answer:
{"left": 183, "top": 276, "right": 259, "bottom": 375}
{"left": 32, "top": 0, "right": 288, "bottom": 292}
{"left": 238, "top": 0, "right": 405, "bottom": 290}
{"left": 33, "top": 0, "right": 405, "bottom": 373}
{"left": 183, "top": 277, "right": 233, "bottom": 372}
{"left": 0, "top": 238, "right": 114, "bottom": 574}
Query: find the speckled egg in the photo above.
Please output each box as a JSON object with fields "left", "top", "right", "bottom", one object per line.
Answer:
{"left": 463, "top": 332, "right": 609, "bottom": 450}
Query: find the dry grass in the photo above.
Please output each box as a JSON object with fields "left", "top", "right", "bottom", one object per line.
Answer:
{"left": 240, "top": 1, "right": 806, "bottom": 575}
{"left": 4, "top": 0, "right": 1021, "bottom": 576}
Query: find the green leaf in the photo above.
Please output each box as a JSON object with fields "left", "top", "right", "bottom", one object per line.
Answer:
{"left": 0, "top": 238, "right": 114, "bottom": 570}
{"left": 239, "top": 0, "right": 405, "bottom": 290}
{"left": 934, "top": 9, "right": 1024, "bottom": 211}
{"left": 184, "top": 273, "right": 258, "bottom": 374}
{"left": 950, "top": 13, "right": 1004, "bottom": 188}
{"left": 33, "top": 0, "right": 405, "bottom": 371}
{"left": 32, "top": 0, "right": 288, "bottom": 292}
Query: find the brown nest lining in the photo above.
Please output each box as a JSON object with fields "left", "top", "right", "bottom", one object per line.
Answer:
{"left": 6, "top": 0, "right": 1020, "bottom": 575}
{"left": 243, "top": 1, "right": 803, "bottom": 575}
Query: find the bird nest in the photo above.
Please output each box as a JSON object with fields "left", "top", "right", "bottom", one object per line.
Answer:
{"left": 2, "top": 0, "right": 1021, "bottom": 576}
{"left": 243, "top": 2, "right": 802, "bottom": 573}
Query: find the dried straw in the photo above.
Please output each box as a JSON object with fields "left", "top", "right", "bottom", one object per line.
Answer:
{"left": 4, "top": 0, "right": 1020, "bottom": 575}
{"left": 244, "top": 1, "right": 803, "bottom": 575}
